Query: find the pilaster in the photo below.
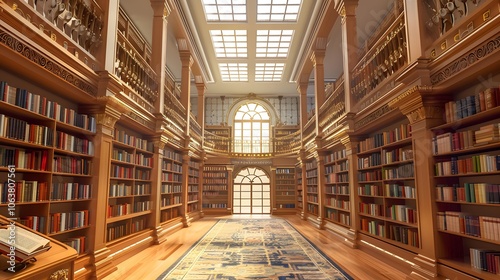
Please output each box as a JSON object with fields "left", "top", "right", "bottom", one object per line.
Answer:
{"left": 150, "top": 0, "right": 171, "bottom": 114}
{"left": 83, "top": 96, "right": 129, "bottom": 279}
{"left": 389, "top": 86, "right": 447, "bottom": 280}
{"left": 403, "top": 0, "right": 437, "bottom": 64}
{"left": 298, "top": 150, "right": 307, "bottom": 220}
{"left": 196, "top": 81, "right": 206, "bottom": 141}
{"left": 179, "top": 51, "right": 193, "bottom": 137}
{"left": 337, "top": 0, "right": 358, "bottom": 113}
{"left": 310, "top": 47, "right": 326, "bottom": 135}
{"left": 297, "top": 81, "right": 309, "bottom": 146}
{"left": 151, "top": 133, "right": 169, "bottom": 244}
{"left": 270, "top": 167, "right": 277, "bottom": 214}
{"left": 227, "top": 166, "right": 234, "bottom": 213}
{"left": 181, "top": 152, "right": 191, "bottom": 227}
{"left": 314, "top": 151, "right": 325, "bottom": 229}
{"left": 340, "top": 131, "right": 359, "bottom": 248}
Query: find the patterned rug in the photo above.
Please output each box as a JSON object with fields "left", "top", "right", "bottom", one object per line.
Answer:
{"left": 157, "top": 218, "right": 353, "bottom": 280}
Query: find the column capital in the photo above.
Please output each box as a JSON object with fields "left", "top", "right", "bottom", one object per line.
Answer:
{"left": 310, "top": 49, "right": 326, "bottom": 66}
{"left": 81, "top": 96, "right": 129, "bottom": 136}
{"left": 150, "top": 0, "right": 171, "bottom": 18}
{"left": 179, "top": 50, "right": 194, "bottom": 67}
{"left": 296, "top": 81, "right": 308, "bottom": 95}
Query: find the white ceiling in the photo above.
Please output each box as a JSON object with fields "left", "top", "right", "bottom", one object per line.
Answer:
{"left": 120, "top": 0, "right": 394, "bottom": 97}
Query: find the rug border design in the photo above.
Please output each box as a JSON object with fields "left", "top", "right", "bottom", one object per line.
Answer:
{"left": 156, "top": 218, "right": 354, "bottom": 280}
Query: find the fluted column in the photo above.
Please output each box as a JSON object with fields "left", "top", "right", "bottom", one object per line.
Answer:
{"left": 297, "top": 81, "right": 309, "bottom": 146}
{"left": 337, "top": 0, "right": 358, "bottom": 113}
{"left": 310, "top": 47, "right": 326, "bottom": 134}
{"left": 95, "top": 0, "right": 120, "bottom": 72}
{"left": 181, "top": 152, "right": 191, "bottom": 227}
{"left": 150, "top": 0, "right": 171, "bottom": 114}
{"left": 341, "top": 133, "right": 359, "bottom": 248}
{"left": 179, "top": 51, "right": 193, "bottom": 138}
{"left": 151, "top": 134, "right": 169, "bottom": 244}
{"left": 403, "top": 0, "right": 436, "bottom": 63}
{"left": 196, "top": 82, "right": 206, "bottom": 140}
{"left": 315, "top": 153, "right": 325, "bottom": 228}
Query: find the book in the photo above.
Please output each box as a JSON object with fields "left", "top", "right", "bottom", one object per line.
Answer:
{"left": 0, "top": 224, "right": 51, "bottom": 262}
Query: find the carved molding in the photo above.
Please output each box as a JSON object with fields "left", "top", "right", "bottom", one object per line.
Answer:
{"left": 355, "top": 104, "right": 393, "bottom": 129}
{"left": 407, "top": 106, "right": 444, "bottom": 123}
{"left": 0, "top": 28, "right": 97, "bottom": 97}
{"left": 430, "top": 34, "right": 500, "bottom": 85}
{"left": 49, "top": 269, "right": 69, "bottom": 280}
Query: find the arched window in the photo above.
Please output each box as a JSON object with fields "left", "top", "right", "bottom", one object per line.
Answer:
{"left": 233, "top": 103, "right": 270, "bottom": 153}
{"left": 233, "top": 167, "right": 271, "bottom": 214}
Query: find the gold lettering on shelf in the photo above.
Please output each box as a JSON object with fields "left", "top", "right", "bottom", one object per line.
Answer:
{"left": 454, "top": 33, "right": 460, "bottom": 42}
{"left": 440, "top": 41, "right": 447, "bottom": 50}
{"left": 51, "top": 32, "right": 56, "bottom": 41}
{"left": 431, "top": 49, "right": 436, "bottom": 58}
{"left": 49, "top": 269, "right": 69, "bottom": 280}
{"left": 483, "top": 10, "right": 490, "bottom": 21}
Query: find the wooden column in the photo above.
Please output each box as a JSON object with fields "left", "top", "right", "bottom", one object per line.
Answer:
{"left": 151, "top": 134, "right": 169, "bottom": 244}
{"left": 150, "top": 0, "right": 171, "bottom": 114}
{"left": 298, "top": 151, "right": 307, "bottom": 220}
{"left": 94, "top": 0, "right": 120, "bottom": 73}
{"left": 337, "top": 0, "right": 359, "bottom": 113}
{"left": 310, "top": 47, "right": 326, "bottom": 134}
{"left": 389, "top": 86, "right": 447, "bottom": 279}
{"left": 179, "top": 51, "right": 193, "bottom": 137}
{"left": 84, "top": 96, "right": 128, "bottom": 279}
{"left": 227, "top": 166, "right": 234, "bottom": 213}
{"left": 199, "top": 151, "right": 206, "bottom": 218}
{"left": 181, "top": 152, "right": 191, "bottom": 227}
{"left": 297, "top": 81, "right": 308, "bottom": 145}
{"left": 403, "top": 0, "right": 437, "bottom": 64}
{"left": 270, "top": 167, "right": 277, "bottom": 214}
{"left": 196, "top": 82, "right": 206, "bottom": 140}
{"left": 315, "top": 153, "right": 325, "bottom": 228}
{"left": 341, "top": 133, "right": 359, "bottom": 248}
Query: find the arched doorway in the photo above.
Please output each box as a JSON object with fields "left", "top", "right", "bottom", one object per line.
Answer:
{"left": 233, "top": 167, "right": 270, "bottom": 214}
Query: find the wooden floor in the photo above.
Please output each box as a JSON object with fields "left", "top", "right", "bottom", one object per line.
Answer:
{"left": 103, "top": 215, "right": 410, "bottom": 280}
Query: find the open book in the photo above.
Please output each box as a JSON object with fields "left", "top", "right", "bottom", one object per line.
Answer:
{"left": 0, "top": 226, "right": 51, "bottom": 262}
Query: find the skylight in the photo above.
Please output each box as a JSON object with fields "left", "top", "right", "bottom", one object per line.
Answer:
{"left": 219, "top": 63, "right": 248, "bottom": 81}
{"left": 202, "top": 0, "right": 247, "bottom": 21}
{"left": 210, "top": 30, "right": 248, "bottom": 58}
{"left": 257, "top": 0, "right": 301, "bottom": 22}
{"left": 255, "top": 63, "right": 285, "bottom": 81}
{"left": 256, "top": 30, "right": 294, "bottom": 58}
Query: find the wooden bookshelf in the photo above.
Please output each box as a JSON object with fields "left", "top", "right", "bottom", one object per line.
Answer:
{"left": 431, "top": 87, "right": 500, "bottom": 279}
{"left": 273, "top": 167, "right": 296, "bottom": 214}
{"left": 323, "top": 148, "right": 351, "bottom": 228}
{"left": 187, "top": 158, "right": 200, "bottom": 214}
{"left": 296, "top": 164, "right": 303, "bottom": 213}
{"left": 160, "top": 147, "right": 183, "bottom": 224}
{"left": 0, "top": 79, "right": 96, "bottom": 257}
{"left": 202, "top": 165, "right": 230, "bottom": 214}
{"left": 356, "top": 122, "right": 420, "bottom": 249}
{"left": 106, "top": 125, "right": 154, "bottom": 243}
{"left": 305, "top": 159, "right": 319, "bottom": 217}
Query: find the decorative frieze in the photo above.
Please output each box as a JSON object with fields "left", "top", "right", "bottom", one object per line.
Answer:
{"left": 354, "top": 104, "right": 393, "bottom": 129}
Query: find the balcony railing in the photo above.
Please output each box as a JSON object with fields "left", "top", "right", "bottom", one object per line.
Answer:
{"left": 351, "top": 1, "right": 407, "bottom": 105}
{"left": 319, "top": 75, "right": 345, "bottom": 136}
{"left": 273, "top": 130, "right": 301, "bottom": 155}
{"left": 204, "top": 131, "right": 231, "bottom": 154}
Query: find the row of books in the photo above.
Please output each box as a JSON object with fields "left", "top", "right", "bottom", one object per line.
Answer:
{"left": 475, "top": 123, "right": 500, "bottom": 145}
{"left": 17, "top": 216, "right": 46, "bottom": 233}
{"left": 188, "top": 177, "right": 199, "bottom": 184}
{"left": 203, "top": 179, "right": 228, "bottom": 184}
{"left": 133, "top": 201, "right": 152, "bottom": 212}
{"left": 114, "top": 129, "right": 154, "bottom": 152}
{"left": 325, "top": 173, "right": 349, "bottom": 184}
{"left": 202, "top": 185, "right": 228, "bottom": 191}
{"left": 325, "top": 197, "right": 350, "bottom": 210}
{"left": 276, "top": 179, "right": 295, "bottom": 184}
{"left": 470, "top": 248, "right": 500, "bottom": 275}
{"left": 135, "top": 169, "right": 151, "bottom": 180}
{"left": 53, "top": 155, "right": 92, "bottom": 174}
{"left": 134, "top": 184, "right": 151, "bottom": 195}
{"left": 110, "top": 165, "right": 133, "bottom": 178}
{"left": 0, "top": 147, "right": 49, "bottom": 170}
{"left": 358, "top": 170, "right": 383, "bottom": 182}
{"left": 435, "top": 154, "right": 500, "bottom": 176}
{"left": 444, "top": 87, "right": 500, "bottom": 123}
{"left": 160, "top": 183, "right": 182, "bottom": 194}
{"left": 202, "top": 203, "right": 228, "bottom": 208}
{"left": 357, "top": 125, "right": 412, "bottom": 153}
{"left": 386, "top": 184, "right": 415, "bottom": 199}
{"left": 187, "top": 185, "right": 199, "bottom": 192}
{"left": 188, "top": 169, "right": 199, "bottom": 177}
{"left": 307, "top": 195, "right": 318, "bottom": 203}
{"left": 358, "top": 153, "right": 382, "bottom": 169}
{"left": 382, "top": 147, "right": 413, "bottom": 164}
{"left": 56, "top": 131, "right": 94, "bottom": 155}
{"left": 387, "top": 225, "right": 419, "bottom": 247}
{"left": 358, "top": 184, "right": 383, "bottom": 196}
{"left": 305, "top": 160, "right": 317, "bottom": 170}
{"left": 361, "top": 219, "right": 385, "bottom": 237}
{"left": 112, "top": 149, "right": 133, "bottom": 163}
{"left": 51, "top": 182, "right": 91, "bottom": 201}
{"left": 161, "top": 172, "right": 182, "bottom": 182}
{"left": 161, "top": 195, "right": 181, "bottom": 207}
{"left": 433, "top": 124, "right": 500, "bottom": 155}
{"left": 0, "top": 114, "right": 54, "bottom": 146}
{"left": 109, "top": 183, "right": 133, "bottom": 197}
{"left": 388, "top": 205, "right": 418, "bottom": 224}
{"left": 203, "top": 172, "right": 227, "bottom": 178}
{"left": 325, "top": 161, "right": 349, "bottom": 173}
{"left": 436, "top": 183, "right": 500, "bottom": 204}
{"left": 0, "top": 181, "right": 49, "bottom": 203}
{"left": 326, "top": 185, "right": 350, "bottom": 195}
{"left": 107, "top": 203, "right": 132, "bottom": 218}
{"left": 135, "top": 153, "right": 153, "bottom": 167}
{"left": 161, "top": 208, "right": 181, "bottom": 221}
{"left": 189, "top": 160, "right": 200, "bottom": 169}
{"left": 307, "top": 186, "right": 318, "bottom": 193}
{"left": 163, "top": 149, "right": 182, "bottom": 161}
{"left": 0, "top": 81, "right": 96, "bottom": 132}
{"left": 359, "top": 202, "right": 384, "bottom": 216}
{"left": 276, "top": 203, "right": 295, "bottom": 209}
{"left": 324, "top": 149, "right": 347, "bottom": 163}
{"left": 437, "top": 212, "right": 500, "bottom": 241}
{"left": 275, "top": 168, "right": 295, "bottom": 173}
{"left": 50, "top": 210, "right": 89, "bottom": 233}
{"left": 383, "top": 163, "right": 414, "bottom": 179}
{"left": 162, "top": 161, "right": 182, "bottom": 172}
{"left": 64, "top": 236, "right": 86, "bottom": 254}
{"left": 306, "top": 169, "right": 317, "bottom": 178}
{"left": 204, "top": 166, "right": 226, "bottom": 171}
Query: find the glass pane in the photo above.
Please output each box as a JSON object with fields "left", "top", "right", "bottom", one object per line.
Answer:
{"left": 253, "top": 199, "right": 263, "bottom": 206}
{"left": 234, "top": 192, "right": 240, "bottom": 198}
{"left": 233, "top": 199, "right": 240, "bottom": 206}
{"left": 243, "top": 122, "right": 251, "bottom": 129}
{"left": 241, "top": 199, "right": 251, "bottom": 206}
{"left": 235, "top": 122, "right": 242, "bottom": 129}
{"left": 262, "top": 199, "right": 271, "bottom": 206}
{"left": 241, "top": 191, "right": 251, "bottom": 198}
{"left": 263, "top": 207, "right": 271, "bottom": 213}
{"left": 252, "top": 207, "right": 262, "bottom": 213}
{"left": 241, "top": 206, "right": 251, "bottom": 213}
{"left": 263, "top": 184, "right": 270, "bottom": 190}
{"left": 241, "top": 185, "right": 251, "bottom": 192}
{"left": 263, "top": 192, "right": 270, "bottom": 199}
{"left": 234, "top": 185, "right": 240, "bottom": 192}
{"left": 253, "top": 185, "right": 262, "bottom": 192}
{"left": 253, "top": 191, "right": 262, "bottom": 198}
{"left": 235, "top": 112, "right": 244, "bottom": 120}
{"left": 233, "top": 206, "right": 240, "bottom": 213}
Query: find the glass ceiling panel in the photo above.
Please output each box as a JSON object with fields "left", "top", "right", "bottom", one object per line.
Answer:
{"left": 257, "top": 0, "right": 301, "bottom": 22}
{"left": 219, "top": 63, "right": 248, "bottom": 81}
{"left": 210, "top": 30, "right": 248, "bottom": 58}
{"left": 202, "top": 0, "right": 247, "bottom": 22}
{"left": 256, "top": 30, "right": 294, "bottom": 58}
{"left": 255, "top": 63, "right": 285, "bottom": 81}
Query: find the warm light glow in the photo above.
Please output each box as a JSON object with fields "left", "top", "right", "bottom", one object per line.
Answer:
{"left": 202, "top": 0, "right": 247, "bottom": 21}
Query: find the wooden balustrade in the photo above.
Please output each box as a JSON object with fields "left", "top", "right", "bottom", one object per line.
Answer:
{"left": 190, "top": 114, "right": 202, "bottom": 138}
{"left": 273, "top": 130, "right": 301, "bottom": 155}
{"left": 204, "top": 131, "right": 231, "bottom": 154}
{"left": 6, "top": 0, "right": 103, "bottom": 65}
{"left": 319, "top": 77, "right": 346, "bottom": 136}
{"left": 350, "top": 3, "right": 407, "bottom": 103}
